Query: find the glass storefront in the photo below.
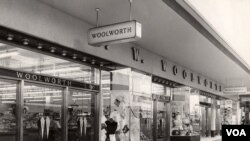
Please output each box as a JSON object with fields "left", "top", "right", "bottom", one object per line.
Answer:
{"left": 171, "top": 87, "right": 200, "bottom": 137}
{"left": 131, "top": 71, "right": 153, "bottom": 141}
{"left": 100, "top": 69, "right": 172, "bottom": 141}
{"left": 23, "top": 83, "right": 63, "bottom": 141}
{"left": 0, "top": 42, "right": 99, "bottom": 141}
{"left": 152, "top": 83, "right": 171, "bottom": 141}
{"left": 0, "top": 39, "right": 227, "bottom": 141}
{"left": 0, "top": 79, "right": 17, "bottom": 141}
{"left": 199, "top": 92, "right": 223, "bottom": 137}
{"left": 67, "top": 89, "right": 94, "bottom": 141}
{"left": 0, "top": 43, "right": 99, "bottom": 84}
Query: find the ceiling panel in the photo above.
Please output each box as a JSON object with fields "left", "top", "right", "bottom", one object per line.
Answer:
{"left": 37, "top": 0, "right": 250, "bottom": 90}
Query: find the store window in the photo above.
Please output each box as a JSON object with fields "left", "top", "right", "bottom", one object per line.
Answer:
{"left": 100, "top": 69, "right": 153, "bottom": 141}
{"left": 101, "top": 69, "right": 131, "bottom": 141}
{"left": 131, "top": 71, "right": 152, "bottom": 141}
{"left": 0, "top": 79, "right": 17, "bottom": 141}
{"left": 23, "top": 83, "right": 63, "bottom": 141}
{"left": 101, "top": 70, "right": 111, "bottom": 113}
{"left": 152, "top": 83, "right": 171, "bottom": 141}
{"left": 152, "top": 83, "right": 164, "bottom": 95}
{"left": 67, "top": 89, "right": 94, "bottom": 141}
{"left": 171, "top": 87, "right": 200, "bottom": 137}
{"left": 0, "top": 41, "right": 100, "bottom": 141}
{"left": 0, "top": 43, "right": 99, "bottom": 84}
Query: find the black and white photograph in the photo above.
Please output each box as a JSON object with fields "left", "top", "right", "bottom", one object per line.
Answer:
{"left": 0, "top": 0, "right": 249, "bottom": 141}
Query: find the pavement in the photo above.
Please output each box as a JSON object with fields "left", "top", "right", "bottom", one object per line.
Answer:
{"left": 200, "top": 136, "right": 221, "bottom": 141}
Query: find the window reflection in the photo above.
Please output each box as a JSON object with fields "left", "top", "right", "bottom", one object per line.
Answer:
{"left": 152, "top": 83, "right": 171, "bottom": 141}
{"left": 67, "top": 89, "right": 93, "bottom": 141}
{"left": 0, "top": 79, "right": 17, "bottom": 141}
{"left": 23, "top": 83, "right": 63, "bottom": 141}
{"left": 0, "top": 43, "right": 98, "bottom": 84}
{"left": 131, "top": 71, "right": 153, "bottom": 141}
{"left": 157, "top": 102, "right": 166, "bottom": 140}
{"left": 171, "top": 87, "right": 200, "bottom": 136}
{"left": 152, "top": 83, "right": 164, "bottom": 95}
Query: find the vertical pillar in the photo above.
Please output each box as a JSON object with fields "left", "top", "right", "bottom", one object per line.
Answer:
{"left": 236, "top": 102, "right": 241, "bottom": 125}
{"left": 216, "top": 104, "right": 221, "bottom": 135}
{"left": 62, "top": 87, "right": 68, "bottom": 141}
{"left": 206, "top": 107, "right": 211, "bottom": 137}
{"left": 89, "top": 67, "right": 102, "bottom": 141}
{"left": 92, "top": 92, "right": 102, "bottom": 141}
{"left": 94, "top": 69, "right": 102, "bottom": 141}
{"left": 246, "top": 102, "right": 250, "bottom": 125}
{"left": 211, "top": 98, "right": 216, "bottom": 137}
{"left": 201, "top": 106, "right": 206, "bottom": 137}
{"left": 153, "top": 99, "right": 157, "bottom": 141}
{"left": 17, "top": 80, "right": 24, "bottom": 141}
{"left": 165, "top": 102, "right": 171, "bottom": 141}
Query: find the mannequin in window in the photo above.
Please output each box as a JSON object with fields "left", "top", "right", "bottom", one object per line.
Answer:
{"left": 172, "top": 113, "right": 183, "bottom": 135}
{"left": 105, "top": 113, "right": 118, "bottom": 141}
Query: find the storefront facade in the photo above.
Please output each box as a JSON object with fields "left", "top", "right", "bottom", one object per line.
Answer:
{"left": 0, "top": 1, "right": 233, "bottom": 141}
{"left": 0, "top": 42, "right": 101, "bottom": 141}
{"left": 0, "top": 42, "right": 228, "bottom": 141}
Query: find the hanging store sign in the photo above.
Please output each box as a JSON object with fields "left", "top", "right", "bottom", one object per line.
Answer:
{"left": 225, "top": 100, "right": 233, "bottom": 108}
{"left": 224, "top": 87, "right": 247, "bottom": 94}
{"left": 88, "top": 20, "right": 141, "bottom": 46}
{"left": 152, "top": 94, "right": 170, "bottom": 102}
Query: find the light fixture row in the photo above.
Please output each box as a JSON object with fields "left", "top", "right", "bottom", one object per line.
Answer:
{"left": 6, "top": 34, "right": 104, "bottom": 67}
{"left": 153, "top": 76, "right": 179, "bottom": 88}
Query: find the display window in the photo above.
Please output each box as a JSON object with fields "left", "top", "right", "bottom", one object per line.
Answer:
{"left": 0, "top": 79, "right": 18, "bottom": 141}
{"left": 101, "top": 69, "right": 131, "bottom": 141}
{"left": 171, "top": 87, "right": 200, "bottom": 136}
{"left": 67, "top": 89, "right": 94, "bottom": 141}
{"left": 0, "top": 41, "right": 100, "bottom": 141}
{"left": 23, "top": 83, "right": 63, "bottom": 141}
{"left": 131, "top": 71, "right": 153, "bottom": 141}
{"left": 100, "top": 69, "right": 154, "bottom": 141}
{"left": 152, "top": 83, "right": 171, "bottom": 141}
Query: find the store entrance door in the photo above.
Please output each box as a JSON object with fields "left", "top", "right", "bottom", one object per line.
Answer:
{"left": 22, "top": 83, "right": 97, "bottom": 141}
{"left": 67, "top": 89, "right": 96, "bottom": 141}
{"left": 200, "top": 106, "right": 211, "bottom": 137}
{"left": 153, "top": 95, "right": 171, "bottom": 141}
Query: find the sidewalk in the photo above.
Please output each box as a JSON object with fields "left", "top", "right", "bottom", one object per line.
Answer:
{"left": 201, "top": 136, "right": 221, "bottom": 141}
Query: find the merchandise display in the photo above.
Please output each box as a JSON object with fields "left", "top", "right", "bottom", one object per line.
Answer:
{"left": 0, "top": 108, "right": 16, "bottom": 133}
{"left": 171, "top": 87, "right": 200, "bottom": 137}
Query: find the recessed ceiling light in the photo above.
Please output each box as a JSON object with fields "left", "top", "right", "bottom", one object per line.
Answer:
{"left": 50, "top": 47, "right": 56, "bottom": 53}
{"left": 82, "top": 57, "right": 87, "bottom": 62}
{"left": 23, "top": 39, "right": 29, "bottom": 45}
{"left": 73, "top": 54, "right": 77, "bottom": 59}
{"left": 91, "top": 60, "right": 95, "bottom": 64}
{"left": 37, "top": 43, "right": 43, "bottom": 49}
{"left": 62, "top": 50, "right": 67, "bottom": 56}
{"left": 7, "top": 34, "right": 14, "bottom": 41}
